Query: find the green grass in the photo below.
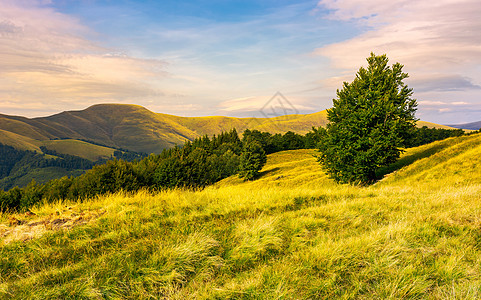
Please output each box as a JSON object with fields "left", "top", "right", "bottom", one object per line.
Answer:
{"left": 0, "top": 167, "right": 86, "bottom": 188}
{"left": 1, "top": 134, "right": 481, "bottom": 299}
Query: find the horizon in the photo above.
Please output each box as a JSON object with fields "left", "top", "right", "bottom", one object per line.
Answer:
{"left": 0, "top": 0, "right": 480, "bottom": 124}
{"left": 2, "top": 102, "right": 473, "bottom": 127}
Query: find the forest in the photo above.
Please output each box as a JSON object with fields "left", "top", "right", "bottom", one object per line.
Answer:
{"left": 0, "top": 144, "right": 147, "bottom": 191}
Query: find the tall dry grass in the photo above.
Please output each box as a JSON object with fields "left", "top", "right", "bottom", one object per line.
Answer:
{"left": 1, "top": 134, "right": 481, "bottom": 299}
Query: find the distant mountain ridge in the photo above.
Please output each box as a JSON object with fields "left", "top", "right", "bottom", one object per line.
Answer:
{"left": 0, "top": 103, "right": 456, "bottom": 154}
{"left": 447, "top": 121, "right": 481, "bottom": 131}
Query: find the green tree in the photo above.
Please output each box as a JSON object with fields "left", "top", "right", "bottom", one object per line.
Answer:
{"left": 238, "top": 140, "right": 267, "bottom": 181}
{"left": 318, "top": 53, "right": 417, "bottom": 184}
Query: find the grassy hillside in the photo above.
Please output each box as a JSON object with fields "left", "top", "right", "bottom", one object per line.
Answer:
{"left": 0, "top": 115, "right": 51, "bottom": 140}
{"left": 0, "top": 129, "right": 42, "bottom": 152}
{"left": 1, "top": 167, "right": 86, "bottom": 189}
{"left": 1, "top": 133, "right": 481, "bottom": 299}
{"left": 0, "top": 129, "right": 119, "bottom": 163}
{"left": 42, "top": 140, "right": 116, "bottom": 161}
{"left": 416, "top": 120, "right": 456, "bottom": 129}
{"left": 0, "top": 104, "right": 458, "bottom": 154}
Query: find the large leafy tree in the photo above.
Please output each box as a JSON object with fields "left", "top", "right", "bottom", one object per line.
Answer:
{"left": 238, "top": 139, "right": 267, "bottom": 181}
{"left": 318, "top": 53, "right": 418, "bottom": 184}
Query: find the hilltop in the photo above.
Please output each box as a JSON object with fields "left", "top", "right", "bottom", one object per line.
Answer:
{"left": 0, "top": 103, "right": 456, "bottom": 155}
{"left": 1, "top": 132, "right": 481, "bottom": 298}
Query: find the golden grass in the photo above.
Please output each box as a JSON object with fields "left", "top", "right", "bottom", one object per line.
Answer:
{"left": 1, "top": 133, "right": 481, "bottom": 299}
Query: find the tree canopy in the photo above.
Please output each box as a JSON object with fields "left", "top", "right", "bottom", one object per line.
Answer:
{"left": 318, "top": 53, "right": 418, "bottom": 184}
{"left": 238, "top": 139, "right": 267, "bottom": 181}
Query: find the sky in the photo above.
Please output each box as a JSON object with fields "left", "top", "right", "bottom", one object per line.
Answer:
{"left": 0, "top": 0, "right": 480, "bottom": 124}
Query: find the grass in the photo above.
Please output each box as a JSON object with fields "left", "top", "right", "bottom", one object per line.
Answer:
{"left": 1, "top": 167, "right": 86, "bottom": 188}
{"left": 1, "top": 133, "right": 481, "bottom": 299}
{"left": 41, "top": 139, "right": 116, "bottom": 161}
{"left": 0, "top": 129, "right": 43, "bottom": 152}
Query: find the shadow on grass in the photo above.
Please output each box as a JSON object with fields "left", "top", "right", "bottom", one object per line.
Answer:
{"left": 258, "top": 167, "right": 280, "bottom": 178}
{"left": 376, "top": 142, "right": 454, "bottom": 179}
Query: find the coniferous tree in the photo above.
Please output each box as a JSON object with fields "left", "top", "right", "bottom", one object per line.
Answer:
{"left": 318, "top": 53, "right": 417, "bottom": 184}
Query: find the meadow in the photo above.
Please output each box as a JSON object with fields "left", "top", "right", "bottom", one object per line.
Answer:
{"left": 1, "top": 133, "right": 481, "bottom": 299}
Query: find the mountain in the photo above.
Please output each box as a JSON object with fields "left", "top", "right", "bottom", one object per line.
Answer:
{"left": 0, "top": 103, "right": 457, "bottom": 154}
{"left": 447, "top": 120, "right": 481, "bottom": 131}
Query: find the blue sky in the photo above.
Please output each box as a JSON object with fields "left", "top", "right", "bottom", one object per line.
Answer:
{"left": 0, "top": 0, "right": 480, "bottom": 124}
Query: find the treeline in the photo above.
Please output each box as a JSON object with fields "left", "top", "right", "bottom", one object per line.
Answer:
{"left": 41, "top": 145, "right": 147, "bottom": 163}
{"left": 406, "top": 126, "right": 465, "bottom": 147}
{"left": 50, "top": 137, "right": 148, "bottom": 157}
{"left": 0, "top": 144, "right": 26, "bottom": 179}
{"left": 243, "top": 127, "right": 325, "bottom": 153}
{"left": 0, "top": 145, "right": 96, "bottom": 191}
{"left": 0, "top": 126, "right": 467, "bottom": 212}
{"left": 113, "top": 150, "right": 148, "bottom": 161}
{"left": 0, "top": 129, "right": 323, "bottom": 211}
{"left": 39, "top": 146, "right": 97, "bottom": 169}
{"left": 0, "top": 143, "right": 148, "bottom": 191}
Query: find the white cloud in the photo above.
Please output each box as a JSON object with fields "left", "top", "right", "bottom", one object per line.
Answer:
{"left": 409, "top": 74, "right": 481, "bottom": 92}
{"left": 218, "top": 96, "right": 265, "bottom": 112}
{"left": 316, "top": 0, "right": 481, "bottom": 74}
{"left": 217, "top": 94, "right": 314, "bottom": 117}
{"left": 315, "top": 0, "right": 481, "bottom": 123}
{"left": 418, "top": 100, "right": 470, "bottom": 106}
{"left": 0, "top": 0, "right": 169, "bottom": 116}
{"left": 418, "top": 101, "right": 448, "bottom": 106}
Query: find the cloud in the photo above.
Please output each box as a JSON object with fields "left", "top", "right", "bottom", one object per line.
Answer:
{"left": 314, "top": 0, "right": 481, "bottom": 123}
{"left": 218, "top": 96, "right": 272, "bottom": 113}
{"left": 410, "top": 75, "right": 481, "bottom": 92}
{"left": 315, "top": 0, "right": 481, "bottom": 75}
{"left": 418, "top": 100, "right": 470, "bottom": 106}
{"left": 217, "top": 94, "right": 314, "bottom": 116}
{"left": 0, "top": 0, "right": 169, "bottom": 116}
{"left": 318, "top": 0, "right": 412, "bottom": 23}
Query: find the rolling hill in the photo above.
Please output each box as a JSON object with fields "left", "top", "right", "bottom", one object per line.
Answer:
{"left": 0, "top": 103, "right": 458, "bottom": 155}
{"left": 1, "top": 132, "right": 481, "bottom": 298}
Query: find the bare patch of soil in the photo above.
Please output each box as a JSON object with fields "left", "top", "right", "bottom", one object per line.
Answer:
{"left": 0, "top": 207, "right": 105, "bottom": 245}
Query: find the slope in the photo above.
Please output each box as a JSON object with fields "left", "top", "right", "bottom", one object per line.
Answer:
{"left": 378, "top": 133, "right": 481, "bottom": 186}
{"left": 0, "top": 129, "right": 42, "bottom": 152}
{"left": 416, "top": 120, "right": 458, "bottom": 129}
{"left": 2, "top": 133, "right": 481, "bottom": 299}
{"left": 41, "top": 140, "right": 116, "bottom": 161}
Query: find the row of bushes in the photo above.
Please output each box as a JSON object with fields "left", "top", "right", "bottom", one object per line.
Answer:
{"left": 405, "top": 126, "right": 464, "bottom": 147}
